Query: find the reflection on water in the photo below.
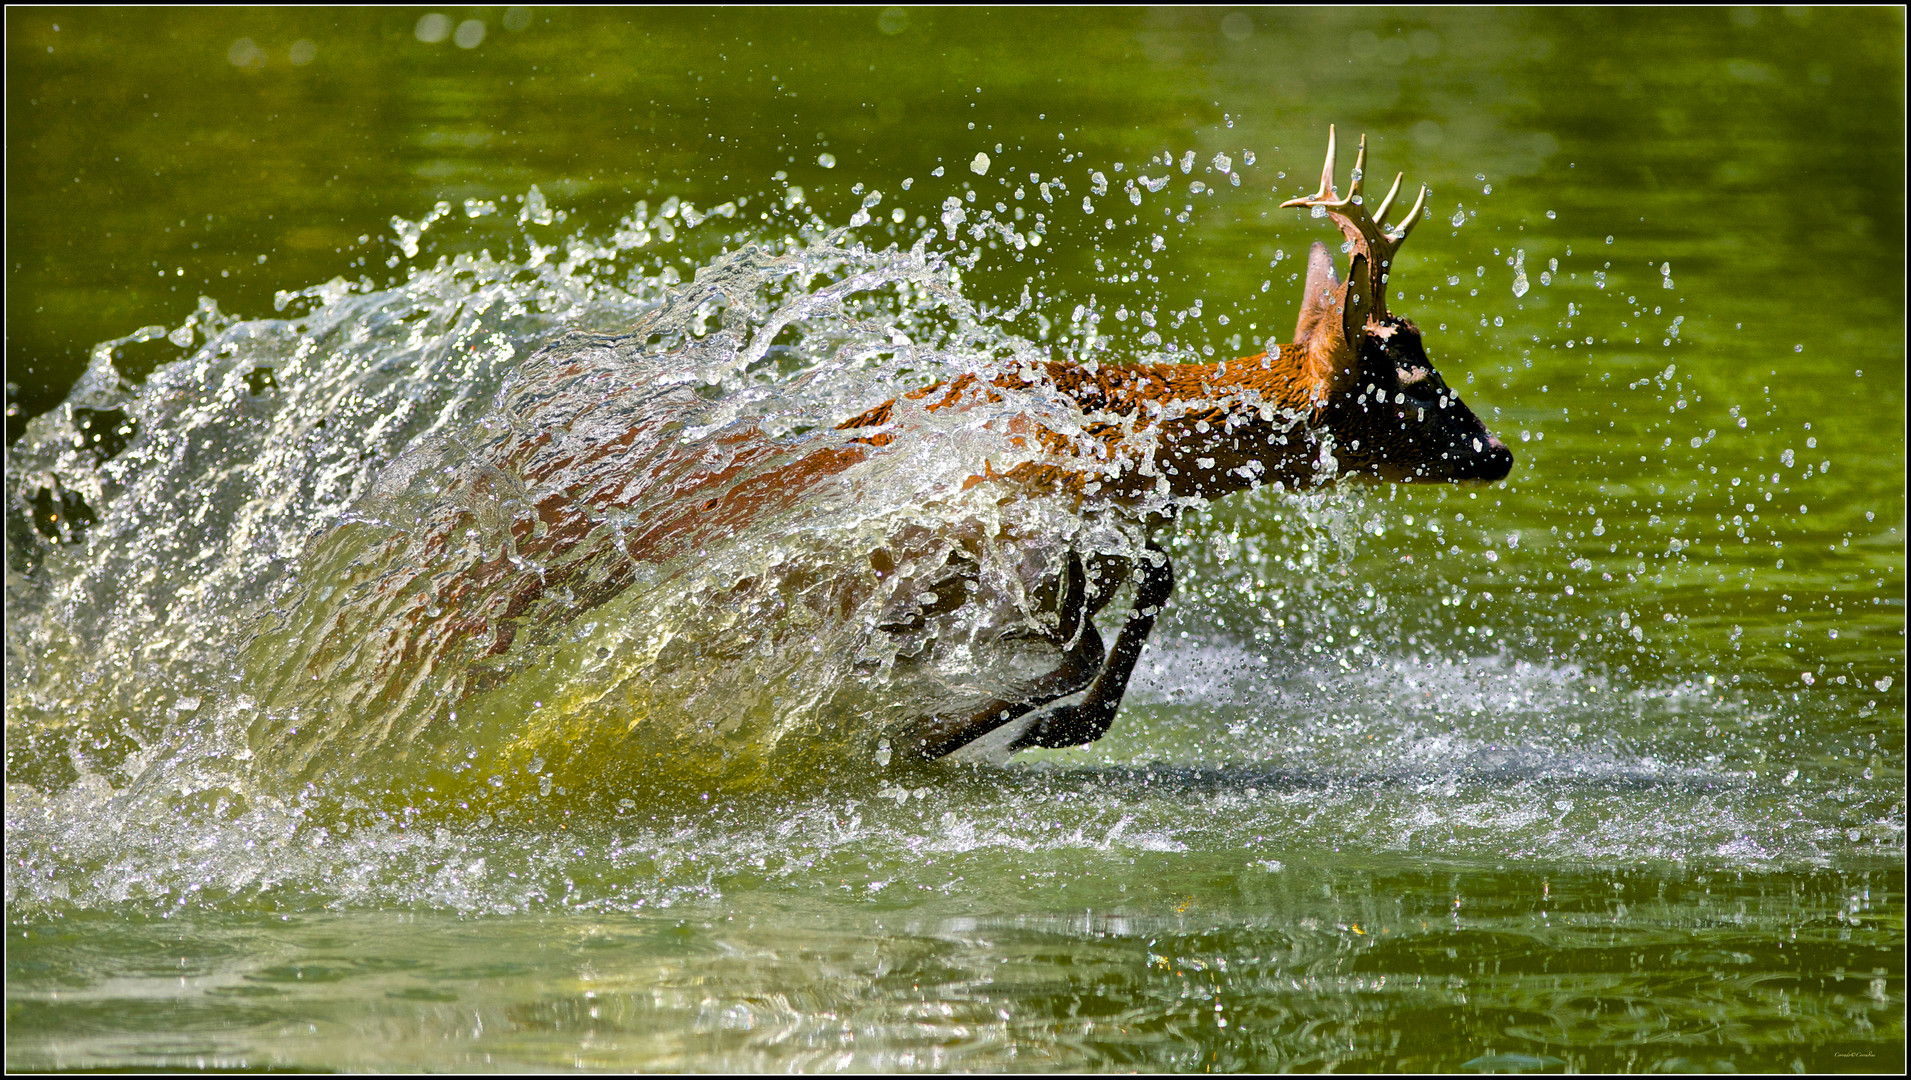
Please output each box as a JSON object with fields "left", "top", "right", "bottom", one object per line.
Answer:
{"left": 7, "top": 861, "right": 1900, "bottom": 1072}
{"left": 7, "top": 6, "right": 1905, "bottom": 1073}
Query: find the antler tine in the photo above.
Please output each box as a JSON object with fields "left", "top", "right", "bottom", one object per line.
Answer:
{"left": 1348, "top": 134, "right": 1368, "bottom": 202}
{"left": 1373, "top": 172, "right": 1405, "bottom": 225}
{"left": 1281, "top": 124, "right": 1341, "bottom": 209}
{"left": 1321, "top": 124, "right": 1340, "bottom": 200}
{"left": 1391, "top": 183, "right": 1429, "bottom": 242}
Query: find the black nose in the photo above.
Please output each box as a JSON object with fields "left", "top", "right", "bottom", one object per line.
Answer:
{"left": 1457, "top": 435, "right": 1514, "bottom": 482}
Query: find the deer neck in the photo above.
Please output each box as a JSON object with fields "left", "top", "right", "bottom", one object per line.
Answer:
{"left": 1060, "top": 344, "right": 1340, "bottom": 502}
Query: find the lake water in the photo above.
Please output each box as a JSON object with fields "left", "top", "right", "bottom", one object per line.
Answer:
{"left": 6, "top": 8, "right": 1904, "bottom": 1072}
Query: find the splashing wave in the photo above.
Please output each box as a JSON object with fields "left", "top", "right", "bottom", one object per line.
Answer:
{"left": 8, "top": 225, "right": 1170, "bottom": 816}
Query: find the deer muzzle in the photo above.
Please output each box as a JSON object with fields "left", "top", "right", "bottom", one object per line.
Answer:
{"left": 1453, "top": 433, "right": 1514, "bottom": 482}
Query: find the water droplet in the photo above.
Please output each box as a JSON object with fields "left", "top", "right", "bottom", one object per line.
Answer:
{"left": 818, "top": 152, "right": 836, "bottom": 169}
{"left": 227, "top": 37, "right": 266, "bottom": 69}
{"left": 414, "top": 13, "right": 451, "bottom": 43}
{"left": 970, "top": 152, "right": 990, "bottom": 176}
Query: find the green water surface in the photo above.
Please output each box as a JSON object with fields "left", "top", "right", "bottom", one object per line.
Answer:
{"left": 6, "top": 7, "right": 1905, "bottom": 1072}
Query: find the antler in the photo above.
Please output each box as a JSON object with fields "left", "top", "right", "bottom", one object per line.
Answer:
{"left": 1280, "top": 125, "right": 1428, "bottom": 321}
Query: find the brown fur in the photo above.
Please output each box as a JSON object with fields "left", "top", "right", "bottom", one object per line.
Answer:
{"left": 384, "top": 231, "right": 1510, "bottom": 672}
{"left": 274, "top": 129, "right": 1513, "bottom": 767}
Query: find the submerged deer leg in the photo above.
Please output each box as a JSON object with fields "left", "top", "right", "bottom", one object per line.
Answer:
{"left": 891, "top": 552, "right": 1104, "bottom": 762}
{"left": 1010, "top": 543, "right": 1174, "bottom": 751}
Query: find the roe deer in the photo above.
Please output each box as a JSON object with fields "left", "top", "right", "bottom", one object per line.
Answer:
{"left": 255, "top": 127, "right": 1511, "bottom": 782}
{"left": 860, "top": 126, "right": 1514, "bottom": 760}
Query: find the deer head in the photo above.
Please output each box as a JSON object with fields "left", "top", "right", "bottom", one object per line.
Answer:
{"left": 1281, "top": 127, "right": 1512, "bottom": 484}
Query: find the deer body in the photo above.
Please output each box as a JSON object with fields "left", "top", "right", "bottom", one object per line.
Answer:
{"left": 849, "top": 128, "right": 1513, "bottom": 759}
{"left": 257, "top": 127, "right": 1511, "bottom": 780}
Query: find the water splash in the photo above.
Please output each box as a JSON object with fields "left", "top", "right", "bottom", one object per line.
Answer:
{"left": 8, "top": 206, "right": 1182, "bottom": 820}
{"left": 7, "top": 166, "right": 1896, "bottom": 924}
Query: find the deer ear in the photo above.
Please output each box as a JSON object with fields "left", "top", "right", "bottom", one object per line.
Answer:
{"left": 1292, "top": 241, "right": 1342, "bottom": 344}
{"left": 1290, "top": 241, "right": 1365, "bottom": 403}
